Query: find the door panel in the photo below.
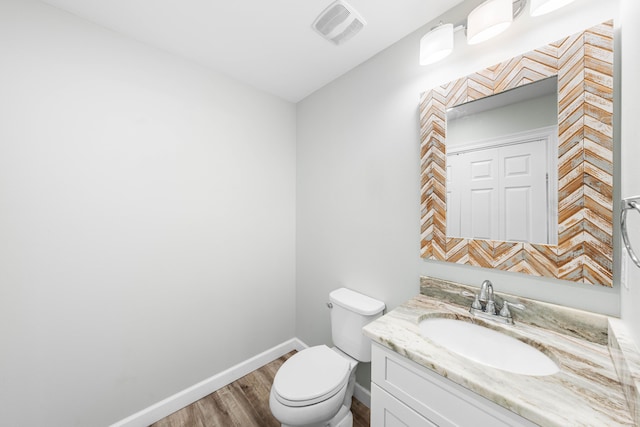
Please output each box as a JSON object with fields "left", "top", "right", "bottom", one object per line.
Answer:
{"left": 446, "top": 138, "right": 549, "bottom": 243}
{"left": 504, "top": 186, "right": 531, "bottom": 241}
{"left": 500, "top": 141, "right": 547, "bottom": 243}
{"left": 460, "top": 149, "right": 499, "bottom": 239}
{"left": 470, "top": 189, "right": 494, "bottom": 239}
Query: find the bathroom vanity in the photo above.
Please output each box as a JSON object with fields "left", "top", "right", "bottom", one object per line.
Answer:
{"left": 363, "top": 277, "right": 640, "bottom": 427}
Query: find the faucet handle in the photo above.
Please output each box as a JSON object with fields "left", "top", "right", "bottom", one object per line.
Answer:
{"left": 471, "top": 294, "right": 482, "bottom": 310}
{"left": 460, "top": 290, "right": 483, "bottom": 310}
{"left": 499, "top": 300, "right": 525, "bottom": 319}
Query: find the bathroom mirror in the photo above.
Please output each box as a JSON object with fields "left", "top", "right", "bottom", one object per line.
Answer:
{"left": 446, "top": 77, "right": 558, "bottom": 245}
{"left": 419, "top": 21, "right": 614, "bottom": 287}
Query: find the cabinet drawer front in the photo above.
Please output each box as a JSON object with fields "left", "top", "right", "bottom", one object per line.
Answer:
{"left": 371, "top": 383, "right": 437, "bottom": 427}
{"left": 372, "top": 343, "right": 537, "bottom": 427}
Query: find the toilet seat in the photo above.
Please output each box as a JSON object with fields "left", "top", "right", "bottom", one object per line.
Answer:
{"left": 272, "top": 345, "right": 350, "bottom": 407}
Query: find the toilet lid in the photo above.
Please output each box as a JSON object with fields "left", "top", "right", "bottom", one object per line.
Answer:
{"left": 273, "top": 345, "right": 350, "bottom": 407}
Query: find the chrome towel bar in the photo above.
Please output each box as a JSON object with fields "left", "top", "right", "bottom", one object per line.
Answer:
{"left": 621, "top": 195, "right": 640, "bottom": 268}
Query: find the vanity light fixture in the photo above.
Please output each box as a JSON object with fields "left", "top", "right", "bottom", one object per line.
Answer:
{"left": 420, "top": 0, "right": 535, "bottom": 66}
{"left": 420, "top": 23, "right": 455, "bottom": 65}
{"left": 467, "top": 0, "right": 514, "bottom": 45}
{"left": 419, "top": 0, "right": 579, "bottom": 65}
{"left": 530, "top": 0, "right": 577, "bottom": 16}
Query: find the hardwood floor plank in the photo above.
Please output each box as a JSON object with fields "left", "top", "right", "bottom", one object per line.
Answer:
{"left": 150, "top": 350, "right": 370, "bottom": 427}
{"left": 151, "top": 404, "right": 205, "bottom": 427}
{"left": 227, "top": 381, "right": 268, "bottom": 426}
{"left": 195, "top": 391, "right": 234, "bottom": 426}
{"left": 351, "top": 397, "right": 370, "bottom": 427}
{"left": 235, "top": 374, "right": 279, "bottom": 426}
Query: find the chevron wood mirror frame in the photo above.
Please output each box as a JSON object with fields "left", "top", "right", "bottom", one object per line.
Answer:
{"left": 419, "top": 21, "right": 614, "bottom": 287}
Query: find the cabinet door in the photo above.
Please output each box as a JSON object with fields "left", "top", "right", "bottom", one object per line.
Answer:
{"left": 371, "top": 343, "right": 537, "bottom": 427}
{"left": 371, "top": 383, "right": 436, "bottom": 427}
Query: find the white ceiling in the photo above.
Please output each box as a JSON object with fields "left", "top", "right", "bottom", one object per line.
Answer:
{"left": 39, "top": 0, "right": 462, "bottom": 102}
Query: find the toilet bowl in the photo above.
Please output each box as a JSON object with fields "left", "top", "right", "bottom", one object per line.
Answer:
{"left": 270, "top": 345, "right": 357, "bottom": 426}
{"left": 269, "top": 288, "right": 385, "bottom": 427}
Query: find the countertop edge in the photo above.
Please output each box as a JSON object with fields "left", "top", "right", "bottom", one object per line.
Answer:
{"left": 609, "top": 317, "right": 640, "bottom": 425}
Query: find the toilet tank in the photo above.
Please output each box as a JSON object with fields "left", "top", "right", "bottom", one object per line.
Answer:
{"left": 329, "top": 288, "right": 385, "bottom": 362}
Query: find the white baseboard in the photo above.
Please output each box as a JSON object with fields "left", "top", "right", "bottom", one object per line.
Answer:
{"left": 110, "top": 338, "right": 307, "bottom": 427}
{"left": 353, "top": 382, "right": 371, "bottom": 408}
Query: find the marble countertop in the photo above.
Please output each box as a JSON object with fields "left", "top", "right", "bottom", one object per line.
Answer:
{"left": 363, "top": 293, "right": 635, "bottom": 426}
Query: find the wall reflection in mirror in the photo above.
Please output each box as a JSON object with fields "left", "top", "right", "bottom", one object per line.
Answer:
{"left": 445, "top": 77, "right": 558, "bottom": 245}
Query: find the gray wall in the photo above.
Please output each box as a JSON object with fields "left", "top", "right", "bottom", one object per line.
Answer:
{"left": 447, "top": 93, "right": 557, "bottom": 148}
{"left": 0, "top": 1, "right": 296, "bottom": 425}
{"left": 296, "top": 0, "right": 621, "bottom": 388}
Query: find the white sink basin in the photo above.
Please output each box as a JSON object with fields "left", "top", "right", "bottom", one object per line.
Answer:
{"left": 419, "top": 318, "right": 559, "bottom": 376}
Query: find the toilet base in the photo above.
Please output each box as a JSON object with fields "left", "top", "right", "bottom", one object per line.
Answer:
{"left": 333, "top": 409, "right": 353, "bottom": 427}
{"left": 281, "top": 406, "right": 353, "bottom": 427}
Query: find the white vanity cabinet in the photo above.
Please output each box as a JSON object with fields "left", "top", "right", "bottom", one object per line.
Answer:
{"left": 370, "top": 343, "right": 538, "bottom": 427}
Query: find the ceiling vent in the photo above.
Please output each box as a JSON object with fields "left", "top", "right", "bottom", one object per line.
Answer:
{"left": 312, "top": 0, "right": 366, "bottom": 45}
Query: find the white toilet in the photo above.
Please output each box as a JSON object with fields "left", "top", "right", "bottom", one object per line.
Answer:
{"left": 269, "top": 288, "right": 385, "bottom": 427}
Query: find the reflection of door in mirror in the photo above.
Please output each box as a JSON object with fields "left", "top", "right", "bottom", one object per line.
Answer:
{"left": 446, "top": 128, "right": 557, "bottom": 244}
{"left": 445, "top": 77, "right": 558, "bottom": 245}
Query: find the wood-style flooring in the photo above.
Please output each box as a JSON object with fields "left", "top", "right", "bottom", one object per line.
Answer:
{"left": 150, "top": 351, "right": 370, "bottom": 427}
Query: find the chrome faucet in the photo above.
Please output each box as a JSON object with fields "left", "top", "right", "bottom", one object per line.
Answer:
{"left": 462, "top": 280, "right": 525, "bottom": 325}
{"left": 478, "top": 280, "right": 492, "bottom": 303}
{"left": 479, "top": 280, "right": 496, "bottom": 315}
